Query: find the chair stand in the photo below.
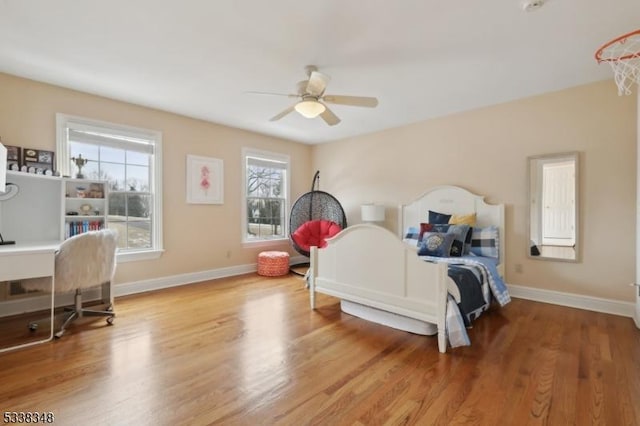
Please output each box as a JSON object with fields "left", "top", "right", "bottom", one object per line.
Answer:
{"left": 30, "top": 284, "right": 115, "bottom": 338}
{"left": 54, "top": 287, "right": 115, "bottom": 338}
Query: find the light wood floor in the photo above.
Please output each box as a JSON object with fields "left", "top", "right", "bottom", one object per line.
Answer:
{"left": 1, "top": 272, "right": 639, "bottom": 425}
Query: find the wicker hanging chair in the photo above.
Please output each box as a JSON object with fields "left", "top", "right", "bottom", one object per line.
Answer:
{"left": 289, "top": 171, "right": 347, "bottom": 258}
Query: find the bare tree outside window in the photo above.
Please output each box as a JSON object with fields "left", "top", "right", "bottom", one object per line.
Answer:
{"left": 246, "top": 165, "right": 285, "bottom": 240}
{"left": 71, "top": 141, "right": 153, "bottom": 249}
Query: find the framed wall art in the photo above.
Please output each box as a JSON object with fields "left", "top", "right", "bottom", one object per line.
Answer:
{"left": 186, "top": 155, "right": 224, "bottom": 204}
{"left": 23, "top": 148, "right": 55, "bottom": 175}
{"left": 5, "top": 145, "right": 21, "bottom": 171}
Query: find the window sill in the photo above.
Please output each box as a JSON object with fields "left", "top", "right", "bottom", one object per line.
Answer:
{"left": 242, "top": 238, "right": 290, "bottom": 250}
{"left": 117, "top": 249, "right": 164, "bottom": 263}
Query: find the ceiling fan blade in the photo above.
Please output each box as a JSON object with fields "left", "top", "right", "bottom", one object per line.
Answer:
{"left": 305, "top": 71, "right": 331, "bottom": 97}
{"left": 245, "top": 91, "right": 298, "bottom": 98}
{"left": 269, "top": 105, "right": 296, "bottom": 121}
{"left": 321, "top": 95, "right": 378, "bottom": 108}
{"left": 319, "top": 105, "right": 341, "bottom": 126}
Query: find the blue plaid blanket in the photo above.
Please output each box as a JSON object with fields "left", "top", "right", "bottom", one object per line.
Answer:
{"left": 419, "top": 255, "right": 511, "bottom": 348}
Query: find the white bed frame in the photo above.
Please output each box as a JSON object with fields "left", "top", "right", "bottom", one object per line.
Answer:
{"left": 309, "top": 185, "right": 505, "bottom": 353}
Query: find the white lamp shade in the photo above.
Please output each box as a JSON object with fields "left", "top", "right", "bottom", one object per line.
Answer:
{"left": 361, "top": 204, "right": 385, "bottom": 222}
{"left": 0, "top": 142, "right": 6, "bottom": 192}
{"left": 295, "top": 100, "right": 326, "bottom": 118}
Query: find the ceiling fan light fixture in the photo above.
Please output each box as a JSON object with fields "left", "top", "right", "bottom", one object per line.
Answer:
{"left": 295, "top": 100, "right": 325, "bottom": 118}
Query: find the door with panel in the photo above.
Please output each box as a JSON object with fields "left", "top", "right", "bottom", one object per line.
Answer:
{"left": 541, "top": 160, "right": 575, "bottom": 246}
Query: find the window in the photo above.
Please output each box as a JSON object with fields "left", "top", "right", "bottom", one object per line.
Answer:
{"left": 242, "top": 148, "right": 289, "bottom": 244}
{"left": 56, "top": 114, "right": 163, "bottom": 261}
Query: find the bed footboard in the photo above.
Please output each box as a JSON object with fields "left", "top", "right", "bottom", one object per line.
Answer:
{"left": 309, "top": 224, "right": 449, "bottom": 353}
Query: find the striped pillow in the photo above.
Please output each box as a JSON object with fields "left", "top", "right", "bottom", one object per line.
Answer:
{"left": 469, "top": 226, "right": 499, "bottom": 259}
{"left": 403, "top": 226, "right": 420, "bottom": 246}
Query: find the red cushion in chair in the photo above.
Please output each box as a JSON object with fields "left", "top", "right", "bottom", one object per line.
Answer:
{"left": 292, "top": 220, "right": 342, "bottom": 253}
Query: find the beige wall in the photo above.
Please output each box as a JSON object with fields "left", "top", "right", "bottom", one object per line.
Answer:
{"left": 0, "top": 73, "right": 313, "bottom": 285}
{"left": 313, "top": 80, "right": 637, "bottom": 302}
{"left": 2, "top": 73, "right": 635, "bottom": 303}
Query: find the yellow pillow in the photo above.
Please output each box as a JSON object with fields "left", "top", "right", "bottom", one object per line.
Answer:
{"left": 449, "top": 213, "right": 476, "bottom": 226}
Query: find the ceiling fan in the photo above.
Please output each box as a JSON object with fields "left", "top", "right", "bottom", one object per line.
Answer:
{"left": 247, "top": 65, "right": 378, "bottom": 126}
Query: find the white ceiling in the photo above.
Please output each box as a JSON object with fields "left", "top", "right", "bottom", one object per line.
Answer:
{"left": 1, "top": 1, "right": 639, "bottom": 144}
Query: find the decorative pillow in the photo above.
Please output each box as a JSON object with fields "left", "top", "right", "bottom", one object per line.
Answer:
{"left": 291, "top": 220, "right": 342, "bottom": 253}
{"left": 419, "top": 223, "right": 433, "bottom": 242}
{"left": 469, "top": 226, "right": 499, "bottom": 259}
{"left": 430, "top": 223, "right": 450, "bottom": 233}
{"left": 464, "top": 226, "right": 473, "bottom": 254}
{"left": 417, "top": 232, "right": 455, "bottom": 257}
{"left": 449, "top": 213, "right": 477, "bottom": 226}
{"left": 403, "top": 226, "right": 420, "bottom": 246}
{"left": 428, "top": 210, "right": 452, "bottom": 224}
{"left": 446, "top": 224, "right": 471, "bottom": 257}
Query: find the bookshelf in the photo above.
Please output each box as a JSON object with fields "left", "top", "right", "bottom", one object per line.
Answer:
{"left": 62, "top": 178, "right": 108, "bottom": 239}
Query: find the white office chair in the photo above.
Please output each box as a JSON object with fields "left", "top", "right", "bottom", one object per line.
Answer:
{"left": 24, "top": 229, "right": 118, "bottom": 338}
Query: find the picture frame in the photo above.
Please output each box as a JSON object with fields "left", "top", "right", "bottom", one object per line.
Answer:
{"left": 5, "top": 145, "right": 21, "bottom": 171}
{"left": 22, "top": 148, "right": 55, "bottom": 175}
{"left": 186, "top": 155, "right": 224, "bottom": 204}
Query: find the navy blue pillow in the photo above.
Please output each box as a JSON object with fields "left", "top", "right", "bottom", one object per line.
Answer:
{"left": 431, "top": 223, "right": 450, "bottom": 233}
{"left": 428, "top": 210, "right": 451, "bottom": 224}
{"left": 447, "top": 224, "right": 470, "bottom": 257}
{"left": 417, "top": 232, "right": 455, "bottom": 257}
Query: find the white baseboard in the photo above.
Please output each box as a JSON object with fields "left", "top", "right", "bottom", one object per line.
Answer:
{"left": 114, "top": 263, "right": 256, "bottom": 297}
{"left": 115, "top": 255, "right": 307, "bottom": 297}
{"left": 2, "top": 264, "right": 632, "bottom": 322}
{"left": 0, "top": 256, "right": 308, "bottom": 318}
{"left": 507, "top": 283, "right": 635, "bottom": 318}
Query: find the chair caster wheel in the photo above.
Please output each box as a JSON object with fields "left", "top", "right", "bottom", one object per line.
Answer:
{"left": 28, "top": 323, "right": 38, "bottom": 331}
{"left": 106, "top": 316, "right": 114, "bottom": 325}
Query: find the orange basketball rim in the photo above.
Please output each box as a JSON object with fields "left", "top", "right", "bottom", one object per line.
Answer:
{"left": 595, "top": 29, "right": 640, "bottom": 95}
{"left": 595, "top": 29, "right": 640, "bottom": 62}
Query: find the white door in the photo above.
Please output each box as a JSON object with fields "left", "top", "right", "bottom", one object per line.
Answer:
{"left": 542, "top": 161, "right": 575, "bottom": 246}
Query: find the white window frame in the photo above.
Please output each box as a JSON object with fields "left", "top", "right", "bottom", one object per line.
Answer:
{"left": 56, "top": 113, "right": 163, "bottom": 262}
{"left": 241, "top": 147, "right": 290, "bottom": 247}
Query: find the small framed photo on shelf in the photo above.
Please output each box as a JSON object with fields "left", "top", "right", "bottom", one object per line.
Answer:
{"left": 23, "top": 148, "right": 55, "bottom": 175}
{"left": 186, "top": 155, "right": 224, "bottom": 204}
{"left": 5, "top": 145, "right": 21, "bottom": 171}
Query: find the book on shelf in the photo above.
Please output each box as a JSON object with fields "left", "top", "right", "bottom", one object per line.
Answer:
{"left": 65, "top": 220, "right": 104, "bottom": 238}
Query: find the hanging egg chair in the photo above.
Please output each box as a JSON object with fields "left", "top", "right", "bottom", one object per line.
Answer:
{"left": 289, "top": 171, "right": 347, "bottom": 258}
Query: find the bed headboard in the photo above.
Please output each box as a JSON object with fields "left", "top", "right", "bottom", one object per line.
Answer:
{"left": 398, "top": 185, "right": 505, "bottom": 273}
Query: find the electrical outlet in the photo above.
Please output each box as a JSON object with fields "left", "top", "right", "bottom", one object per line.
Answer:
{"left": 515, "top": 264, "right": 523, "bottom": 273}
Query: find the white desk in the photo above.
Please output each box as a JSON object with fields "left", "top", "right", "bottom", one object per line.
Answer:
{"left": 0, "top": 241, "right": 59, "bottom": 353}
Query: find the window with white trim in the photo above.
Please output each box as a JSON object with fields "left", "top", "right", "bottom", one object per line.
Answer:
{"left": 242, "top": 148, "right": 289, "bottom": 244}
{"left": 56, "top": 114, "right": 163, "bottom": 261}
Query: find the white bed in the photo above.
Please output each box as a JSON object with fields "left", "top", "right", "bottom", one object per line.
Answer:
{"left": 309, "top": 185, "right": 506, "bottom": 353}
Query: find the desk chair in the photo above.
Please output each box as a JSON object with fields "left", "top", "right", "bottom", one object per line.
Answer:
{"left": 24, "top": 229, "right": 118, "bottom": 338}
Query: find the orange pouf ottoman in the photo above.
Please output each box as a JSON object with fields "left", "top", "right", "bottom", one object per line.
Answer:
{"left": 257, "top": 251, "right": 290, "bottom": 277}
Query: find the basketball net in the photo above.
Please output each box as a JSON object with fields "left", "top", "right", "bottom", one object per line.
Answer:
{"left": 595, "top": 29, "right": 640, "bottom": 95}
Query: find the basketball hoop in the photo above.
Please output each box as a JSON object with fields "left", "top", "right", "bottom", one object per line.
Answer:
{"left": 595, "top": 29, "right": 640, "bottom": 95}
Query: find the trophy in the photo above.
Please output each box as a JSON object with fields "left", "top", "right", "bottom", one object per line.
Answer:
{"left": 71, "top": 154, "right": 89, "bottom": 179}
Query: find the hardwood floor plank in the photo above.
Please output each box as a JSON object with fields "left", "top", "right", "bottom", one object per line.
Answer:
{"left": 1, "top": 273, "right": 639, "bottom": 425}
